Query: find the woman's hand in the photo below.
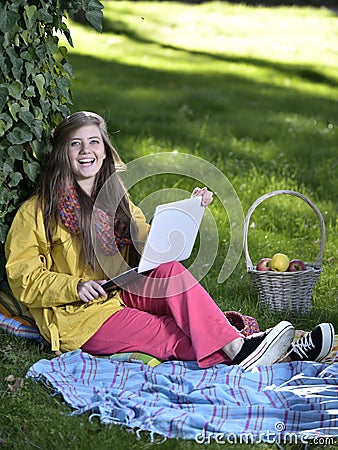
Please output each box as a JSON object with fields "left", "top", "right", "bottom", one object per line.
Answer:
{"left": 77, "top": 280, "right": 107, "bottom": 303}
{"left": 191, "top": 186, "right": 213, "bottom": 206}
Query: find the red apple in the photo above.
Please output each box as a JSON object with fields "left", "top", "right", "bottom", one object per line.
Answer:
{"left": 288, "top": 259, "right": 306, "bottom": 272}
{"left": 256, "top": 258, "right": 272, "bottom": 271}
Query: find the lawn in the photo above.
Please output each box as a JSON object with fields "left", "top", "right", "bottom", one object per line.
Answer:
{"left": 1, "top": 1, "right": 337, "bottom": 449}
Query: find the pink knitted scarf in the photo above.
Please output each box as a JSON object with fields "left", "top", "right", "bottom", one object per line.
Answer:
{"left": 57, "top": 182, "right": 131, "bottom": 255}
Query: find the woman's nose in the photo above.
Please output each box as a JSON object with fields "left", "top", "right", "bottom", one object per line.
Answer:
{"left": 79, "top": 142, "right": 90, "bottom": 153}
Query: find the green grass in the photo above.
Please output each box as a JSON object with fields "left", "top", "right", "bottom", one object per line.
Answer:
{"left": 1, "top": 2, "right": 338, "bottom": 449}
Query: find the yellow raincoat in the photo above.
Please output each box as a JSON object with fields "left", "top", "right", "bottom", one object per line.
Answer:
{"left": 5, "top": 195, "right": 149, "bottom": 352}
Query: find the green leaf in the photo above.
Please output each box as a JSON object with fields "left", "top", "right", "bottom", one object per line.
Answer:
{"left": 25, "top": 4, "right": 37, "bottom": 21}
{"left": 40, "top": 100, "right": 51, "bottom": 116}
{"left": 36, "top": 8, "right": 53, "bottom": 23}
{"left": 24, "top": 5, "right": 37, "bottom": 29}
{"left": 8, "top": 102, "right": 20, "bottom": 120}
{"left": 25, "top": 85, "right": 36, "bottom": 97}
{"left": 14, "top": 33, "right": 20, "bottom": 47}
{"left": 20, "top": 98, "right": 30, "bottom": 109}
{"left": 6, "top": 46, "right": 17, "bottom": 61}
{"left": 11, "top": 57, "right": 23, "bottom": 80}
{"left": 7, "top": 126, "right": 33, "bottom": 145}
{"left": 21, "top": 49, "right": 35, "bottom": 62}
{"left": 36, "top": 45, "right": 48, "bottom": 61}
{"left": 18, "top": 108, "right": 35, "bottom": 126}
{"left": 59, "top": 46, "right": 68, "bottom": 59}
{"left": 0, "top": 112, "right": 13, "bottom": 133}
{"left": 0, "top": 86, "right": 8, "bottom": 113}
{"left": 9, "top": 172, "right": 23, "bottom": 188}
{"left": 85, "top": 9, "right": 104, "bottom": 33}
{"left": 3, "top": 162, "right": 12, "bottom": 178}
{"left": 24, "top": 161, "right": 40, "bottom": 182}
{"left": 21, "top": 30, "right": 30, "bottom": 46}
{"left": 63, "top": 62, "right": 74, "bottom": 78}
{"left": 32, "top": 106, "right": 43, "bottom": 120}
{"left": 32, "top": 121, "right": 43, "bottom": 140}
{"left": 34, "top": 74, "right": 45, "bottom": 99}
{"left": 43, "top": 72, "right": 52, "bottom": 86}
{"left": 46, "top": 35, "right": 60, "bottom": 54}
{"left": 31, "top": 139, "right": 47, "bottom": 160}
{"left": 7, "top": 81, "right": 23, "bottom": 100}
{"left": 8, "top": 145, "right": 23, "bottom": 160}
{"left": 4, "top": 23, "right": 20, "bottom": 45}
{"left": 25, "top": 62, "right": 35, "bottom": 76}
{"left": 0, "top": 10, "right": 20, "bottom": 33}
{"left": 55, "top": 77, "right": 72, "bottom": 99}
{"left": 61, "top": 22, "right": 73, "bottom": 47}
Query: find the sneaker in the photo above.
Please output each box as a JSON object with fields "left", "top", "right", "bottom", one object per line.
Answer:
{"left": 232, "top": 321, "right": 295, "bottom": 371}
{"left": 287, "top": 323, "right": 335, "bottom": 362}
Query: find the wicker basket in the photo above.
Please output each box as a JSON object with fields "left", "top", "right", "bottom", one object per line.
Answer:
{"left": 243, "top": 190, "right": 325, "bottom": 313}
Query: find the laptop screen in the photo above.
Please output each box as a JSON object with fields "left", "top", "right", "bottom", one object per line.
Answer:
{"left": 137, "top": 197, "right": 205, "bottom": 273}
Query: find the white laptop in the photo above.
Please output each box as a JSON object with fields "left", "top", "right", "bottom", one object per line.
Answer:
{"left": 102, "top": 196, "right": 205, "bottom": 290}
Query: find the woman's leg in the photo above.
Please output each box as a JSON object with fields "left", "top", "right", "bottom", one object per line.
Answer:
{"left": 120, "top": 261, "right": 242, "bottom": 367}
{"left": 82, "top": 306, "right": 197, "bottom": 361}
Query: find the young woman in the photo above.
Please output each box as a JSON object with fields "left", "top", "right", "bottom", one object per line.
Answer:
{"left": 5, "top": 112, "right": 334, "bottom": 370}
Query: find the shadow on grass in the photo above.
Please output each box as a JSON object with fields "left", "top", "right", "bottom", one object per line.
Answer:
{"left": 70, "top": 50, "right": 337, "bottom": 206}
{"left": 102, "top": 17, "right": 338, "bottom": 88}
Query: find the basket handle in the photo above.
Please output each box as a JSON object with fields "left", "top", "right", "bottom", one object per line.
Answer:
{"left": 243, "top": 190, "right": 325, "bottom": 271}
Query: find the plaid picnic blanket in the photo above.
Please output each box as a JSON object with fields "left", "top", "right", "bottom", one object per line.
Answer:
{"left": 26, "top": 350, "right": 338, "bottom": 443}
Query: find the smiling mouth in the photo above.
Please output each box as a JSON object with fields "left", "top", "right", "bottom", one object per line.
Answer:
{"left": 78, "top": 158, "right": 95, "bottom": 166}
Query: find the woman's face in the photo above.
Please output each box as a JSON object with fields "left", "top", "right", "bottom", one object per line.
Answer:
{"left": 67, "top": 124, "right": 106, "bottom": 193}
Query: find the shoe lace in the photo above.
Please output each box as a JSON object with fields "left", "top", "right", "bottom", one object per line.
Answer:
{"left": 292, "top": 332, "right": 314, "bottom": 358}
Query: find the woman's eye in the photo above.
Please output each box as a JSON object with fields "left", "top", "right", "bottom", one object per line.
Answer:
{"left": 90, "top": 139, "right": 100, "bottom": 145}
{"left": 70, "top": 141, "right": 81, "bottom": 147}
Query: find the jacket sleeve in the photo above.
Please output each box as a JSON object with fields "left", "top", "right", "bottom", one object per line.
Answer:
{"left": 4, "top": 198, "right": 81, "bottom": 309}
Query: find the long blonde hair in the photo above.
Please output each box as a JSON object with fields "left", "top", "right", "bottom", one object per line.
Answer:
{"left": 37, "top": 111, "right": 137, "bottom": 269}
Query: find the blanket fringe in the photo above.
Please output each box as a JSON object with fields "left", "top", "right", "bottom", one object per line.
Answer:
{"left": 135, "top": 428, "right": 167, "bottom": 444}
